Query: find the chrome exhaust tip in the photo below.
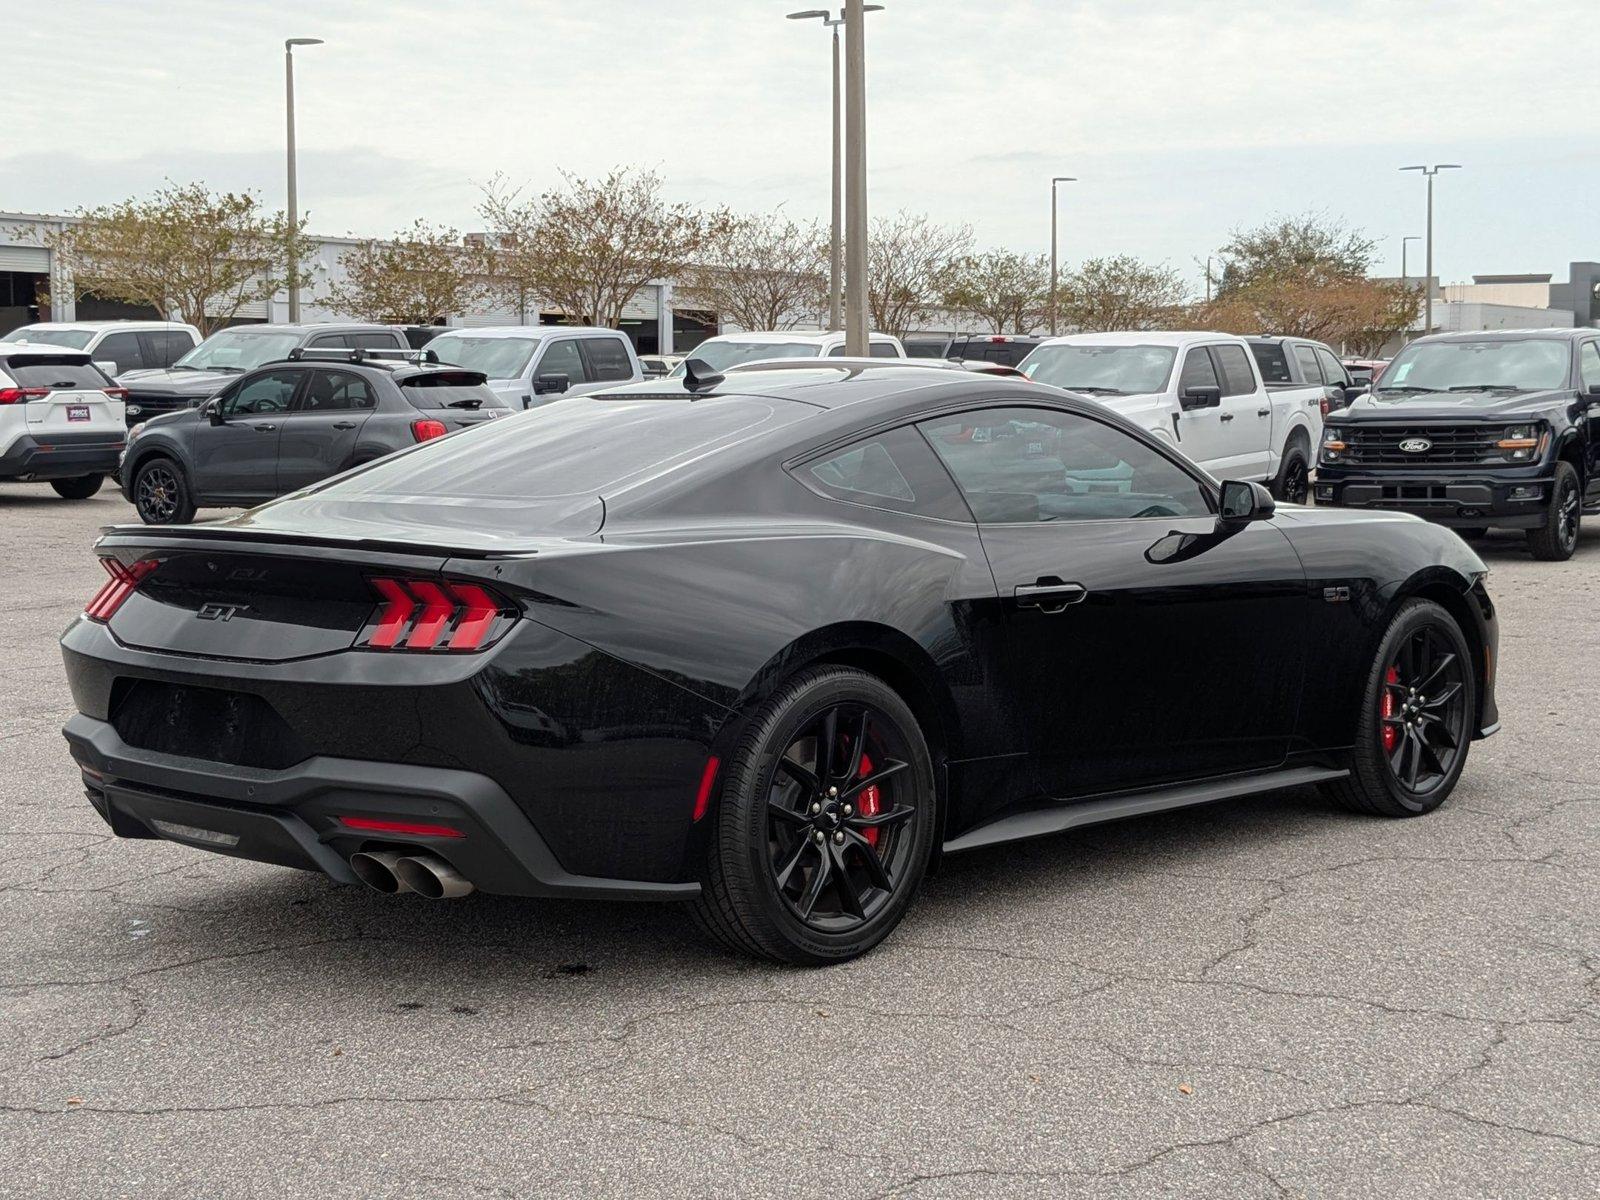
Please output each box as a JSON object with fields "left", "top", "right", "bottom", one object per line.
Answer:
{"left": 393, "top": 853, "right": 475, "bottom": 900}
{"left": 349, "top": 849, "right": 414, "bottom": 894}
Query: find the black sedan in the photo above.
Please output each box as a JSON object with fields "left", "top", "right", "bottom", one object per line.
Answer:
{"left": 61, "top": 363, "right": 1500, "bottom": 964}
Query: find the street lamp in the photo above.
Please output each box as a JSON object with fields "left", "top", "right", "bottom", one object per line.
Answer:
{"left": 787, "top": 6, "right": 882, "bottom": 333}
{"left": 285, "top": 37, "right": 324, "bottom": 323}
{"left": 1048, "top": 176, "right": 1076, "bottom": 337}
{"left": 1400, "top": 235, "right": 1421, "bottom": 344}
{"left": 1399, "top": 164, "right": 1461, "bottom": 337}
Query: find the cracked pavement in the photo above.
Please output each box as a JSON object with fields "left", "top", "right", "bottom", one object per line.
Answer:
{"left": 0, "top": 487, "right": 1596, "bottom": 1199}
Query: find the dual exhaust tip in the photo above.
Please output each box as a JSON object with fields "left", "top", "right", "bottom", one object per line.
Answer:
{"left": 350, "top": 849, "right": 474, "bottom": 899}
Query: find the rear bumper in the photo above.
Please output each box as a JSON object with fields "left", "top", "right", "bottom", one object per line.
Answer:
{"left": 1315, "top": 468, "right": 1553, "bottom": 528}
{"left": 64, "top": 713, "right": 700, "bottom": 901}
{"left": 0, "top": 430, "right": 123, "bottom": 480}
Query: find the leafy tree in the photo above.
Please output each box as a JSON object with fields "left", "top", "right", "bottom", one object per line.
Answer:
{"left": 42, "top": 182, "right": 308, "bottom": 335}
{"left": 1214, "top": 211, "right": 1376, "bottom": 295}
{"left": 1058, "top": 256, "right": 1189, "bottom": 332}
{"left": 326, "top": 219, "right": 485, "bottom": 324}
{"left": 863, "top": 211, "right": 973, "bottom": 338}
{"left": 678, "top": 210, "right": 827, "bottom": 331}
{"left": 941, "top": 250, "right": 1050, "bottom": 334}
{"left": 478, "top": 168, "right": 732, "bottom": 329}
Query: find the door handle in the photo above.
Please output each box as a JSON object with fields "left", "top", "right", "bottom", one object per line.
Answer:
{"left": 1220, "top": 412, "right": 1235, "bottom": 422}
{"left": 1015, "top": 580, "right": 1088, "bottom": 614}
{"left": 1257, "top": 407, "right": 1271, "bottom": 417}
{"left": 332, "top": 421, "right": 357, "bottom": 430}
{"left": 253, "top": 423, "right": 277, "bottom": 432}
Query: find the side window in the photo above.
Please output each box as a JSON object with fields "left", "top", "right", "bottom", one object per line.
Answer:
{"left": 309, "top": 332, "right": 352, "bottom": 349}
{"left": 1212, "top": 344, "right": 1257, "bottom": 396}
{"left": 353, "top": 331, "right": 402, "bottom": 350}
{"left": 1293, "top": 344, "right": 1324, "bottom": 384}
{"left": 1314, "top": 347, "right": 1348, "bottom": 387}
{"left": 1250, "top": 343, "right": 1292, "bottom": 384}
{"left": 580, "top": 337, "right": 633, "bottom": 381}
{"left": 95, "top": 332, "right": 146, "bottom": 373}
{"left": 222, "top": 369, "right": 301, "bottom": 416}
{"left": 796, "top": 423, "right": 971, "bottom": 521}
{"left": 299, "top": 369, "right": 375, "bottom": 412}
{"left": 536, "top": 338, "right": 586, "bottom": 383}
{"left": 919, "top": 406, "right": 1211, "bottom": 524}
{"left": 870, "top": 342, "right": 900, "bottom": 358}
{"left": 1581, "top": 342, "right": 1600, "bottom": 390}
{"left": 1179, "top": 348, "right": 1221, "bottom": 392}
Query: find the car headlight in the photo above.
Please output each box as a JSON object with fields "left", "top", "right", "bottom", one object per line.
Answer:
{"left": 126, "top": 422, "right": 146, "bottom": 440}
{"left": 1496, "top": 423, "right": 1543, "bottom": 462}
{"left": 1321, "top": 426, "right": 1346, "bottom": 461}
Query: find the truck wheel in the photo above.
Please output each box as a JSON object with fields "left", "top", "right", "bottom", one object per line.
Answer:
{"left": 1271, "top": 443, "right": 1310, "bottom": 505}
{"left": 50, "top": 474, "right": 104, "bottom": 500}
{"left": 1526, "top": 462, "right": 1581, "bottom": 561}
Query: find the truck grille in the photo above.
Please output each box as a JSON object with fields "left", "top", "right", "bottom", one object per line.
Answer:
{"left": 1340, "top": 424, "right": 1505, "bottom": 466}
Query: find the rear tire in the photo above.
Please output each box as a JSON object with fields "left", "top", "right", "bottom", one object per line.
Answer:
{"left": 1321, "top": 599, "right": 1475, "bottom": 818}
{"left": 1271, "top": 441, "right": 1310, "bottom": 505}
{"left": 1526, "top": 461, "right": 1580, "bottom": 561}
{"left": 50, "top": 474, "right": 103, "bottom": 500}
{"left": 1455, "top": 527, "right": 1488, "bottom": 541}
{"left": 691, "top": 666, "right": 937, "bottom": 965}
{"left": 132, "top": 457, "right": 196, "bottom": 525}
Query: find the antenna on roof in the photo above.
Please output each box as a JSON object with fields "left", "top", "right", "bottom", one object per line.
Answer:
{"left": 681, "top": 357, "right": 724, "bottom": 393}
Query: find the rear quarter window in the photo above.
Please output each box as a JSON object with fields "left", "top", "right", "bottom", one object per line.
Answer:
{"left": 1251, "top": 343, "right": 1292, "bottom": 384}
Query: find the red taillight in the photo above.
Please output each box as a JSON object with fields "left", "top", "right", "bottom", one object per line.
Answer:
{"left": 103, "top": 386, "right": 130, "bottom": 400}
{"left": 361, "top": 576, "right": 512, "bottom": 652}
{"left": 0, "top": 387, "right": 48, "bottom": 404}
{"left": 691, "top": 756, "right": 721, "bottom": 822}
{"left": 411, "top": 418, "right": 449, "bottom": 442}
{"left": 85, "top": 557, "right": 158, "bottom": 621}
{"left": 338, "top": 816, "right": 465, "bottom": 839}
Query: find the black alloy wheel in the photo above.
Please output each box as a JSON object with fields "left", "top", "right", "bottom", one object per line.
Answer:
{"left": 133, "top": 458, "right": 195, "bottom": 525}
{"left": 1322, "top": 599, "right": 1475, "bottom": 817}
{"left": 1527, "top": 461, "right": 1581, "bottom": 561}
{"left": 692, "top": 666, "right": 936, "bottom": 965}
{"left": 1275, "top": 450, "right": 1310, "bottom": 505}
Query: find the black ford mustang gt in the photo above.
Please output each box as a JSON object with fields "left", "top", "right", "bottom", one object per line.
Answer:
{"left": 61, "top": 363, "right": 1499, "bottom": 964}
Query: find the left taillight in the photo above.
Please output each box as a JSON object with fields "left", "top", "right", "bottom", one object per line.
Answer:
{"left": 103, "top": 386, "right": 130, "bottom": 400}
{"left": 359, "top": 576, "right": 514, "bottom": 652}
{"left": 85, "top": 557, "right": 158, "bottom": 622}
{"left": 411, "top": 418, "right": 449, "bottom": 443}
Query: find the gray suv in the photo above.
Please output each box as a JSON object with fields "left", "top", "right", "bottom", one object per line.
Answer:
{"left": 119, "top": 350, "right": 508, "bottom": 524}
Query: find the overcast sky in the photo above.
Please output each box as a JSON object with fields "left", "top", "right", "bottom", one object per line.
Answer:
{"left": 11, "top": 1, "right": 1599, "bottom": 292}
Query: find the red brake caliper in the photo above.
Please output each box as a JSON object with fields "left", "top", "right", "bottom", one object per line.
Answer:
{"left": 1381, "top": 665, "right": 1400, "bottom": 753}
{"left": 857, "top": 750, "right": 882, "bottom": 848}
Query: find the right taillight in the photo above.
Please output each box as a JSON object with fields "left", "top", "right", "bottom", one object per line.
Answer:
{"left": 411, "top": 418, "right": 449, "bottom": 443}
{"left": 359, "top": 576, "right": 513, "bottom": 652}
{"left": 85, "top": 557, "right": 158, "bottom": 621}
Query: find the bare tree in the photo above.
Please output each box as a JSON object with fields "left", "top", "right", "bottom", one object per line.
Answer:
{"left": 42, "top": 182, "right": 308, "bottom": 335}
{"left": 678, "top": 210, "right": 827, "bottom": 331}
{"left": 326, "top": 219, "right": 485, "bottom": 324}
{"left": 477, "top": 168, "right": 731, "bottom": 328}
{"left": 863, "top": 212, "right": 973, "bottom": 338}
{"left": 1058, "top": 256, "right": 1189, "bottom": 332}
{"left": 940, "top": 250, "right": 1050, "bottom": 334}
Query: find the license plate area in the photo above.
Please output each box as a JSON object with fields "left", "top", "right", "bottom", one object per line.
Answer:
{"left": 66, "top": 404, "right": 90, "bottom": 422}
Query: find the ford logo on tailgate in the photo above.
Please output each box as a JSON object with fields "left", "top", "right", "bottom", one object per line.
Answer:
{"left": 1399, "top": 438, "right": 1432, "bottom": 453}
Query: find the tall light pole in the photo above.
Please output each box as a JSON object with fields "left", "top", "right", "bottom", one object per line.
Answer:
{"left": 786, "top": 7, "right": 882, "bottom": 333}
{"left": 1048, "top": 176, "right": 1076, "bottom": 336}
{"left": 1399, "top": 164, "right": 1461, "bottom": 337}
{"left": 842, "top": 0, "right": 871, "bottom": 355}
{"left": 285, "top": 37, "right": 323, "bottom": 324}
{"left": 1400, "top": 234, "right": 1421, "bottom": 344}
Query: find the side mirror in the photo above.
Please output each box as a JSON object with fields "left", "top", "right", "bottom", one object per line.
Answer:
{"left": 1219, "top": 479, "right": 1276, "bottom": 522}
{"left": 202, "top": 397, "right": 224, "bottom": 424}
{"left": 1181, "top": 384, "right": 1222, "bottom": 410}
{"left": 94, "top": 360, "right": 119, "bottom": 377}
{"left": 533, "top": 373, "right": 570, "bottom": 396}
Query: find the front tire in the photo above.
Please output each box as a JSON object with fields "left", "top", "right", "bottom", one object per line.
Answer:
{"left": 1321, "top": 599, "right": 1475, "bottom": 817}
{"left": 1272, "top": 442, "right": 1310, "bottom": 505}
{"left": 132, "top": 457, "right": 196, "bottom": 525}
{"left": 1526, "top": 461, "right": 1580, "bottom": 561}
{"left": 691, "top": 666, "right": 937, "bottom": 965}
{"left": 50, "top": 474, "right": 103, "bottom": 500}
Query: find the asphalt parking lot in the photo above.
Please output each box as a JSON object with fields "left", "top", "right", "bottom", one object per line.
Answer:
{"left": 1, "top": 485, "right": 1596, "bottom": 1199}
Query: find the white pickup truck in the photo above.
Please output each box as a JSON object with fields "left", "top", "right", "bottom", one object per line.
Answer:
{"left": 1018, "top": 331, "right": 1324, "bottom": 503}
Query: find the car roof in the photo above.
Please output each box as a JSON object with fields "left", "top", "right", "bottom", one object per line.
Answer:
{"left": 430, "top": 325, "right": 621, "bottom": 339}
{"left": 598, "top": 362, "right": 1038, "bottom": 411}
{"left": 695, "top": 330, "right": 898, "bottom": 344}
{"left": 210, "top": 323, "right": 400, "bottom": 337}
{"left": 1038, "top": 331, "right": 1234, "bottom": 348}
{"left": 6, "top": 320, "right": 194, "bottom": 332}
{"left": 1414, "top": 327, "right": 1585, "bottom": 342}
{"left": 0, "top": 345, "right": 92, "bottom": 360}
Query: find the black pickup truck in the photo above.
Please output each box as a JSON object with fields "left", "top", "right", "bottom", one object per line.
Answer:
{"left": 1315, "top": 328, "right": 1600, "bottom": 561}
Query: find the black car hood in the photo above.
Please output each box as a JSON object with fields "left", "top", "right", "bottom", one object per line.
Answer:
{"left": 119, "top": 367, "right": 238, "bottom": 397}
{"left": 1343, "top": 387, "right": 1568, "bottom": 421}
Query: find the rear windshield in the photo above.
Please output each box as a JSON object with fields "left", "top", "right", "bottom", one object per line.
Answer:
{"left": 310, "top": 394, "right": 807, "bottom": 502}
{"left": 400, "top": 375, "right": 502, "bottom": 410}
{"left": 2, "top": 328, "right": 94, "bottom": 350}
{"left": 427, "top": 334, "right": 540, "bottom": 379}
{"left": 3, "top": 359, "right": 109, "bottom": 389}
